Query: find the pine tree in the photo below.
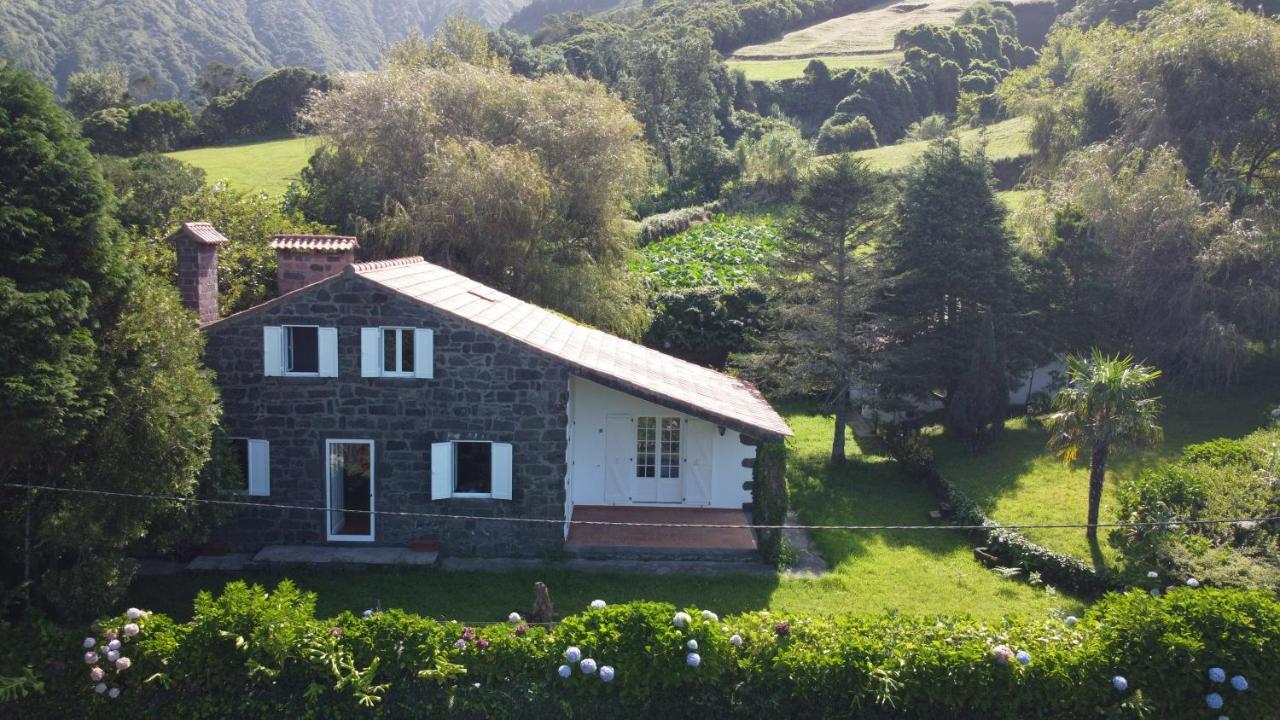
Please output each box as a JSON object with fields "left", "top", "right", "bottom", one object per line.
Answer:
{"left": 740, "top": 155, "right": 886, "bottom": 464}
{"left": 873, "top": 137, "right": 1018, "bottom": 420}
{"left": 947, "top": 312, "right": 1007, "bottom": 448}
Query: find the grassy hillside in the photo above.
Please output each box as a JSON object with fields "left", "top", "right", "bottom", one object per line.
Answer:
{"left": 727, "top": 52, "right": 900, "bottom": 81}
{"left": 851, "top": 116, "right": 1032, "bottom": 172}
{"left": 166, "top": 137, "right": 316, "bottom": 197}
{"left": 0, "top": 0, "right": 530, "bottom": 100}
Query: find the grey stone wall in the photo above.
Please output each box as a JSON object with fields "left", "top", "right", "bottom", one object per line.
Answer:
{"left": 203, "top": 272, "right": 570, "bottom": 557}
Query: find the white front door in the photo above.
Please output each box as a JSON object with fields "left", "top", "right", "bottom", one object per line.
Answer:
{"left": 682, "top": 419, "right": 712, "bottom": 506}
{"left": 604, "top": 415, "right": 632, "bottom": 505}
{"left": 326, "top": 439, "right": 375, "bottom": 541}
{"left": 631, "top": 416, "right": 683, "bottom": 504}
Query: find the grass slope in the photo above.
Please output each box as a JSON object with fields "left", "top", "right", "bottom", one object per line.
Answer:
{"left": 727, "top": 52, "right": 900, "bottom": 81}
{"left": 733, "top": 0, "right": 996, "bottom": 61}
{"left": 929, "top": 373, "right": 1280, "bottom": 571}
{"left": 851, "top": 116, "right": 1031, "bottom": 172}
{"left": 165, "top": 136, "right": 316, "bottom": 196}
{"left": 126, "top": 406, "right": 1077, "bottom": 621}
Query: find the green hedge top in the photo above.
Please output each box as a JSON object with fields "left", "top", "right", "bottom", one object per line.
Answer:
{"left": 9, "top": 582, "right": 1279, "bottom": 719}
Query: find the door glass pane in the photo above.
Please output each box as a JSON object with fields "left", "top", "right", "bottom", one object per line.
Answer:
{"left": 636, "top": 417, "right": 656, "bottom": 478}
{"left": 660, "top": 418, "right": 681, "bottom": 478}
{"left": 329, "top": 442, "right": 371, "bottom": 536}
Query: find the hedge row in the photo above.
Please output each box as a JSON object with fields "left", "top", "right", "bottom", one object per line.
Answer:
{"left": 878, "top": 427, "right": 1115, "bottom": 597}
{"left": 638, "top": 203, "right": 718, "bottom": 246}
{"left": 7, "top": 582, "right": 1278, "bottom": 719}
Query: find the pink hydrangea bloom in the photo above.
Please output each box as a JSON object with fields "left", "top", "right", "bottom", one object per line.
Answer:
{"left": 84, "top": 651, "right": 99, "bottom": 665}
{"left": 115, "top": 657, "right": 131, "bottom": 671}
{"left": 90, "top": 667, "right": 105, "bottom": 682}
{"left": 123, "top": 623, "right": 139, "bottom": 637}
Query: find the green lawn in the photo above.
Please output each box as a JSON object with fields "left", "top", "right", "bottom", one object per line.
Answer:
{"left": 165, "top": 135, "right": 316, "bottom": 196}
{"left": 851, "top": 116, "right": 1032, "bottom": 173}
{"left": 929, "top": 373, "right": 1280, "bottom": 571}
{"left": 126, "top": 406, "right": 1079, "bottom": 622}
{"left": 997, "top": 189, "right": 1035, "bottom": 215}
{"left": 727, "top": 52, "right": 900, "bottom": 81}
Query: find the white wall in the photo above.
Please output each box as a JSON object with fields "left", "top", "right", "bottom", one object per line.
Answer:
{"left": 568, "top": 377, "right": 754, "bottom": 509}
{"left": 1008, "top": 358, "right": 1067, "bottom": 405}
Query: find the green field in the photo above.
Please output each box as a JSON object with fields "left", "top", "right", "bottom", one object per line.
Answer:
{"left": 733, "top": 0, "right": 994, "bottom": 61}
{"left": 728, "top": 52, "right": 901, "bottom": 81}
{"left": 851, "top": 116, "right": 1032, "bottom": 172}
{"left": 126, "top": 405, "right": 1078, "bottom": 622}
{"left": 929, "top": 371, "right": 1280, "bottom": 571}
{"left": 165, "top": 136, "right": 316, "bottom": 196}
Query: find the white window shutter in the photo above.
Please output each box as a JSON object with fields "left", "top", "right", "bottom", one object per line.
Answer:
{"left": 318, "top": 327, "right": 339, "bottom": 377}
{"left": 413, "top": 328, "right": 434, "bottom": 378}
{"left": 247, "top": 440, "right": 270, "bottom": 496}
{"left": 263, "top": 326, "right": 283, "bottom": 376}
{"left": 491, "top": 443, "right": 513, "bottom": 500}
{"left": 431, "top": 442, "right": 453, "bottom": 500}
{"left": 360, "top": 327, "right": 381, "bottom": 377}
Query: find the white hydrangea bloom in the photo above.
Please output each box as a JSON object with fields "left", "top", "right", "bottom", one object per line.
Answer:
{"left": 126, "top": 608, "right": 142, "bottom": 621}
{"left": 673, "top": 612, "right": 691, "bottom": 628}
{"left": 590, "top": 599, "right": 607, "bottom": 610}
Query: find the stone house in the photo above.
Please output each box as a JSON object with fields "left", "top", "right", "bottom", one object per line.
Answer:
{"left": 168, "top": 223, "right": 791, "bottom": 558}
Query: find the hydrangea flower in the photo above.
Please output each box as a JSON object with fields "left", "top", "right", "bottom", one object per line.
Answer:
{"left": 1149, "top": 588, "right": 1161, "bottom": 597}
{"left": 461, "top": 627, "right": 475, "bottom": 642}
{"left": 90, "top": 667, "right": 104, "bottom": 682}
{"left": 107, "top": 639, "right": 121, "bottom": 651}
{"left": 106, "top": 650, "right": 119, "bottom": 663}
{"left": 686, "top": 653, "right": 701, "bottom": 668}
{"left": 700, "top": 610, "right": 718, "bottom": 622}
{"left": 673, "top": 612, "right": 691, "bottom": 628}
{"left": 729, "top": 634, "right": 742, "bottom": 647}
{"left": 126, "top": 608, "right": 142, "bottom": 621}
{"left": 1186, "top": 578, "right": 1201, "bottom": 588}
{"left": 115, "top": 657, "right": 131, "bottom": 671}
{"left": 453, "top": 639, "right": 466, "bottom": 649}
{"left": 1065, "top": 616, "right": 1078, "bottom": 627}
{"left": 1016, "top": 650, "right": 1031, "bottom": 666}
{"left": 992, "top": 645, "right": 1014, "bottom": 666}
{"left": 83, "top": 637, "right": 96, "bottom": 650}
{"left": 580, "top": 658, "right": 597, "bottom": 675}
{"left": 84, "top": 651, "right": 99, "bottom": 665}
{"left": 774, "top": 621, "right": 791, "bottom": 637}
{"left": 1209, "top": 667, "right": 1226, "bottom": 683}
{"left": 558, "top": 664, "right": 572, "bottom": 679}
{"left": 508, "top": 612, "right": 522, "bottom": 623}
{"left": 108, "top": 687, "right": 120, "bottom": 699}
{"left": 514, "top": 623, "right": 529, "bottom": 636}
{"left": 599, "top": 665, "right": 615, "bottom": 683}
{"left": 1230, "top": 675, "right": 1248, "bottom": 692}
{"left": 591, "top": 599, "right": 607, "bottom": 610}
{"left": 566, "top": 646, "right": 582, "bottom": 664}
{"left": 94, "top": 682, "right": 107, "bottom": 694}
{"left": 1206, "top": 692, "right": 1224, "bottom": 710}
{"left": 1112, "top": 676, "right": 1128, "bottom": 691}
{"left": 362, "top": 609, "right": 373, "bottom": 618}
{"left": 476, "top": 638, "right": 490, "bottom": 650}
{"left": 687, "top": 639, "right": 698, "bottom": 651}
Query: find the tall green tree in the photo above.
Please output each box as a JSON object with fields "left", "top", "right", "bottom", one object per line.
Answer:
{"left": 947, "top": 311, "right": 1007, "bottom": 448}
{"left": 64, "top": 64, "right": 129, "bottom": 118}
{"left": 1046, "top": 351, "right": 1163, "bottom": 540}
{"left": 873, "top": 138, "right": 1018, "bottom": 418}
{"left": 0, "top": 62, "right": 219, "bottom": 618}
{"left": 741, "top": 155, "right": 886, "bottom": 464}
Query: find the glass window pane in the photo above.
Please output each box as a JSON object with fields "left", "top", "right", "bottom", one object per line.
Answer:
{"left": 287, "top": 326, "right": 319, "bottom": 373}
{"left": 660, "top": 418, "right": 680, "bottom": 478}
{"left": 401, "top": 329, "right": 414, "bottom": 372}
{"left": 455, "top": 442, "right": 492, "bottom": 494}
{"left": 329, "top": 442, "right": 371, "bottom": 536}
{"left": 383, "top": 328, "right": 397, "bottom": 372}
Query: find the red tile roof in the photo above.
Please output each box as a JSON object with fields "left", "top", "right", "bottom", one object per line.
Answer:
{"left": 166, "top": 222, "right": 228, "bottom": 245}
{"left": 270, "top": 235, "right": 359, "bottom": 252}
{"left": 352, "top": 257, "right": 791, "bottom": 438}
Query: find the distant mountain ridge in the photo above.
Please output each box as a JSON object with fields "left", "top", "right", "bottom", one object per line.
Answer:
{"left": 0, "top": 0, "right": 531, "bottom": 100}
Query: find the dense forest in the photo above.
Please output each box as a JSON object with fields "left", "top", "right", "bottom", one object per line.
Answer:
{"left": 0, "top": 0, "right": 531, "bottom": 100}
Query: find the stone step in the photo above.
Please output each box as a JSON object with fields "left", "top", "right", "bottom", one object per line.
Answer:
{"left": 562, "top": 542, "right": 761, "bottom": 563}
{"left": 250, "top": 545, "right": 440, "bottom": 567}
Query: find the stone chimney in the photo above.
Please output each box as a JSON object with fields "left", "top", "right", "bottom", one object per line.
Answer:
{"left": 270, "top": 235, "right": 359, "bottom": 295}
{"left": 167, "top": 222, "right": 229, "bottom": 325}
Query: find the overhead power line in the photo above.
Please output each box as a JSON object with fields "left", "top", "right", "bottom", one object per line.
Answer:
{"left": 4, "top": 483, "right": 1277, "bottom": 532}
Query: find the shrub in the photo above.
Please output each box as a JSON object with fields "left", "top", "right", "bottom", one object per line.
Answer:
{"left": 638, "top": 204, "right": 718, "bottom": 246}
{"left": 814, "top": 113, "right": 878, "bottom": 154}
{"left": 9, "top": 583, "right": 1280, "bottom": 718}
{"left": 752, "top": 441, "right": 788, "bottom": 563}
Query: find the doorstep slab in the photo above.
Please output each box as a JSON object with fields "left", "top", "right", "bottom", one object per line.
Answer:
{"left": 251, "top": 545, "right": 439, "bottom": 567}
{"left": 186, "top": 553, "right": 254, "bottom": 572}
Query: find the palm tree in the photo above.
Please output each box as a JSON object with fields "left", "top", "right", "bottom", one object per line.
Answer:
{"left": 1046, "top": 351, "right": 1163, "bottom": 541}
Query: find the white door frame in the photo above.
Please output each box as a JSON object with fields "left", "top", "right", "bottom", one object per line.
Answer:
{"left": 325, "top": 438, "right": 375, "bottom": 542}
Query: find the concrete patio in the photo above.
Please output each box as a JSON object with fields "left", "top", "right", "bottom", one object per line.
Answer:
{"left": 565, "top": 506, "right": 759, "bottom": 561}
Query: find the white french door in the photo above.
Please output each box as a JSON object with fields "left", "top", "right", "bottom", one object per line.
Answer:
{"left": 325, "top": 439, "right": 375, "bottom": 541}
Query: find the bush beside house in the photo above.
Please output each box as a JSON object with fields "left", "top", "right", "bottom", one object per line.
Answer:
{"left": 5, "top": 582, "right": 1278, "bottom": 718}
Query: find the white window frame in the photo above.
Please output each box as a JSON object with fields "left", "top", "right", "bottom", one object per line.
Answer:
{"left": 229, "top": 437, "right": 270, "bottom": 496}
{"left": 380, "top": 326, "right": 415, "bottom": 378}
{"left": 324, "top": 438, "right": 375, "bottom": 542}
{"left": 432, "top": 440, "right": 512, "bottom": 501}
{"left": 283, "top": 324, "right": 321, "bottom": 377}
{"left": 636, "top": 416, "right": 681, "bottom": 480}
